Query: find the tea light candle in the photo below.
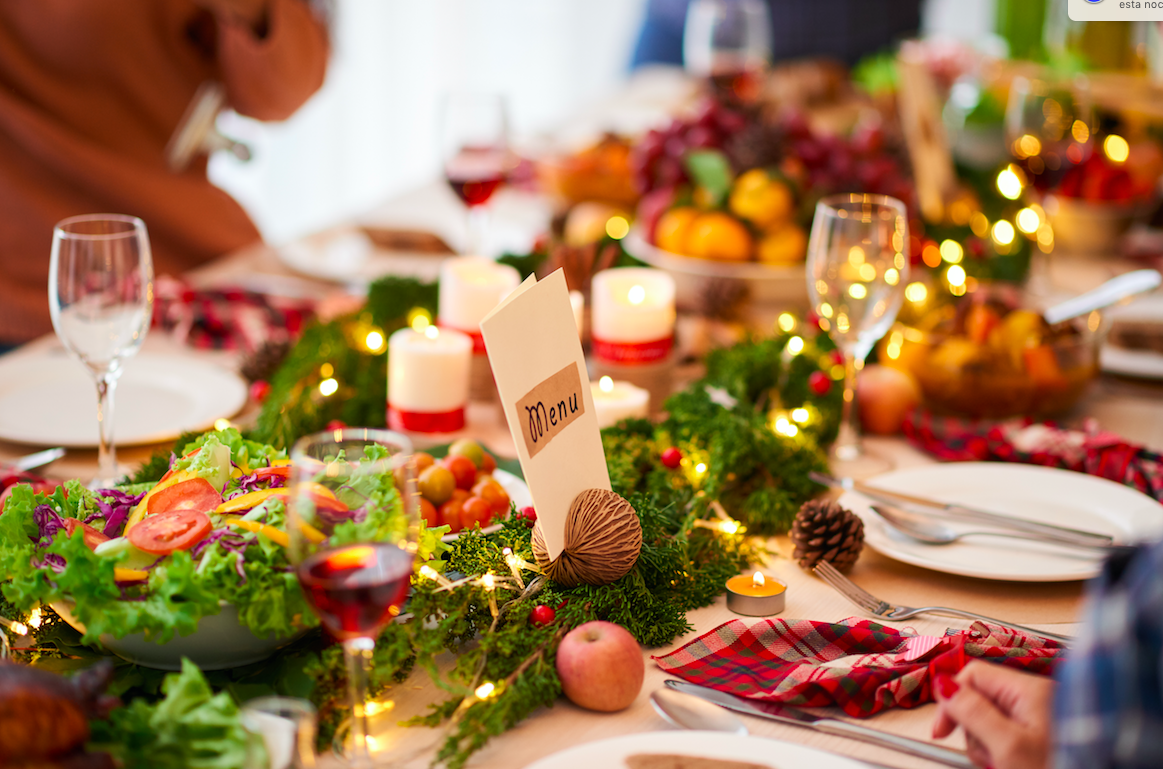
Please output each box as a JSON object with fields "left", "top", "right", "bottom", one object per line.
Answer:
{"left": 437, "top": 256, "right": 521, "bottom": 352}
{"left": 590, "top": 267, "right": 675, "bottom": 364}
{"left": 590, "top": 376, "right": 649, "bottom": 429}
{"left": 725, "top": 571, "right": 786, "bottom": 616}
{"left": 387, "top": 326, "right": 472, "bottom": 433}
{"left": 570, "top": 290, "right": 584, "bottom": 339}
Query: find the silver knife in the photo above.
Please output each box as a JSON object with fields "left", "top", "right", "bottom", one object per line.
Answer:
{"left": 809, "top": 471, "right": 1114, "bottom": 548}
{"left": 665, "top": 680, "right": 973, "bottom": 769}
{"left": 7, "top": 447, "right": 66, "bottom": 473}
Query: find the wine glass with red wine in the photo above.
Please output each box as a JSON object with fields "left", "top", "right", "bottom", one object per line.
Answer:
{"left": 1005, "top": 75, "right": 1094, "bottom": 294}
{"left": 285, "top": 428, "right": 420, "bottom": 768}
{"left": 682, "top": 0, "right": 771, "bottom": 106}
{"left": 439, "top": 92, "right": 511, "bottom": 255}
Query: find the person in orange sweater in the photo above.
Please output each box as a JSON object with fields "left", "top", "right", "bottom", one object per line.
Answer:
{"left": 0, "top": 0, "right": 329, "bottom": 347}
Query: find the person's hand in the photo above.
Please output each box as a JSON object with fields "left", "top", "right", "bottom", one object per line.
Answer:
{"left": 191, "top": 0, "right": 269, "bottom": 31}
{"left": 931, "top": 661, "right": 1054, "bottom": 769}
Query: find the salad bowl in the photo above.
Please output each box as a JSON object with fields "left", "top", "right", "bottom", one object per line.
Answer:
{"left": 52, "top": 600, "right": 306, "bottom": 671}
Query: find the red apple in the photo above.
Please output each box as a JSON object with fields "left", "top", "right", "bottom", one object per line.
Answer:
{"left": 555, "top": 621, "right": 644, "bottom": 712}
{"left": 857, "top": 364, "right": 921, "bottom": 435}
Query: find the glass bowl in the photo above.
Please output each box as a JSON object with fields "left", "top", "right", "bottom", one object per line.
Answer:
{"left": 880, "top": 285, "right": 1101, "bottom": 419}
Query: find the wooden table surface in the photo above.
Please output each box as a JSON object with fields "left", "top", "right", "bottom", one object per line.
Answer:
{"left": 2, "top": 193, "right": 1161, "bottom": 767}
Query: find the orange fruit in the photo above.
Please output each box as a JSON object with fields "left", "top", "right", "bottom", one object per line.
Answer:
{"left": 685, "top": 212, "right": 753, "bottom": 261}
{"left": 729, "top": 170, "right": 794, "bottom": 228}
{"left": 757, "top": 223, "right": 807, "bottom": 264}
{"left": 654, "top": 206, "right": 699, "bottom": 253}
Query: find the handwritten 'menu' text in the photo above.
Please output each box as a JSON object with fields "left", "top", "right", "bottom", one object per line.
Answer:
{"left": 515, "top": 364, "right": 586, "bottom": 458}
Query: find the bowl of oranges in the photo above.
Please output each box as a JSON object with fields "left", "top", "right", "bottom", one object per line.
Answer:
{"left": 625, "top": 169, "right": 811, "bottom": 317}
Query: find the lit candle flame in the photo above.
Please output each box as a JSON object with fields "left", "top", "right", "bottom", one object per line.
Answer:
{"left": 599, "top": 376, "right": 614, "bottom": 393}
{"left": 424, "top": 325, "right": 439, "bottom": 340}
{"left": 752, "top": 572, "right": 765, "bottom": 589}
{"left": 628, "top": 285, "right": 646, "bottom": 305}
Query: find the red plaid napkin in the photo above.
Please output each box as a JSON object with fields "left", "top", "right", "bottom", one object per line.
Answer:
{"left": 152, "top": 276, "right": 314, "bottom": 352}
{"left": 652, "top": 618, "right": 1063, "bottom": 718}
{"left": 903, "top": 410, "right": 1163, "bottom": 503}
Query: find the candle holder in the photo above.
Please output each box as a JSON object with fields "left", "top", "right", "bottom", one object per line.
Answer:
{"left": 590, "top": 376, "right": 650, "bottom": 429}
{"left": 725, "top": 572, "right": 786, "bottom": 616}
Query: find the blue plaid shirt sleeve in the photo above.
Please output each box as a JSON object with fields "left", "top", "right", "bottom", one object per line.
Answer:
{"left": 1053, "top": 539, "right": 1163, "bottom": 768}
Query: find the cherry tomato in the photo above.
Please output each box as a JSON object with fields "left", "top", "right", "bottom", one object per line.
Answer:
{"left": 62, "top": 518, "right": 111, "bottom": 551}
{"left": 128, "top": 509, "right": 212, "bottom": 554}
{"left": 472, "top": 478, "right": 510, "bottom": 516}
{"left": 443, "top": 455, "right": 477, "bottom": 490}
{"left": 461, "top": 496, "right": 493, "bottom": 530}
{"left": 147, "top": 477, "right": 222, "bottom": 516}
{"left": 479, "top": 452, "right": 497, "bottom": 474}
{"left": 439, "top": 497, "right": 465, "bottom": 533}
{"left": 419, "top": 497, "right": 439, "bottom": 529}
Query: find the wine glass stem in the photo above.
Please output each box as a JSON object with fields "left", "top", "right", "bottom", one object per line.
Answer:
{"left": 344, "top": 636, "right": 376, "bottom": 768}
{"left": 833, "top": 350, "right": 863, "bottom": 463}
{"left": 465, "top": 205, "right": 489, "bottom": 256}
{"left": 94, "top": 372, "right": 118, "bottom": 486}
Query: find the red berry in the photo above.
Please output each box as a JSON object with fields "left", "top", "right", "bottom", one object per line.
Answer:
{"left": 249, "top": 380, "right": 271, "bottom": 403}
{"left": 520, "top": 505, "right": 537, "bottom": 527}
{"left": 325, "top": 419, "right": 347, "bottom": 430}
{"left": 809, "top": 370, "right": 833, "bottom": 396}
{"left": 529, "top": 604, "right": 556, "bottom": 627}
{"left": 830, "top": 350, "right": 844, "bottom": 366}
{"left": 660, "top": 447, "right": 683, "bottom": 469}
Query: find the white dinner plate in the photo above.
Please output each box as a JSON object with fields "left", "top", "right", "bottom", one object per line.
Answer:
{"left": 439, "top": 468, "right": 531, "bottom": 543}
{"left": 521, "top": 730, "right": 870, "bottom": 769}
{"left": 0, "top": 351, "right": 248, "bottom": 447}
{"left": 841, "top": 463, "right": 1163, "bottom": 582}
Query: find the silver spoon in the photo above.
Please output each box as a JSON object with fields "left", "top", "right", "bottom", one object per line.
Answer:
{"left": 870, "top": 503, "right": 1130, "bottom": 555}
{"left": 650, "top": 688, "right": 749, "bottom": 735}
{"left": 1043, "top": 268, "right": 1161, "bottom": 325}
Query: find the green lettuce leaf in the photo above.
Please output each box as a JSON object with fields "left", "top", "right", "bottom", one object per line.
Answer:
{"left": 89, "top": 658, "right": 266, "bottom": 769}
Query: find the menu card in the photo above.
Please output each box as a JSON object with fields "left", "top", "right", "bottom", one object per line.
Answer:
{"left": 479, "top": 269, "right": 611, "bottom": 561}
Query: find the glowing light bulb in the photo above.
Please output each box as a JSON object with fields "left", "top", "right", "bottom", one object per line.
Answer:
{"left": 719, "top": 520, "right": 740, "bottom": 535}
{"left": 1016, "top": 208, "right": 1040, "bottom": 235}
{"left": 992, "top": 220, "right": 1015, "bottom": 246}
{"left": 939, "top": 240, "right": 963, "bottom": 264}
{"left": 777, "top": 313, "right": 796, "bottom": 332}
{"left": 475, "top": 682, "right": 496, "bottom": 699}
{"left": 786, "top": 336, "right": 804, "bottom": 355}
{"left": 605, "top": 216, "right": 630, "bottom": 240}
{"left": 319, "top": 378, "right": 339, "bottom": 397}
{"left": 365, "top": 330, "right": 385, "bottom": 352}
{"left": 1104, "top": 134, "right": 1129, "bottom": 163}
{"left": 997, "top": 168, "right": 1022, "bottom": 200}
{"left": 791, "top": 408, "right": 809, "bottom": 423}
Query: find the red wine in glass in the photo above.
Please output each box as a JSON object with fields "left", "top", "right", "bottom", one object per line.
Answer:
{"left": 444, "top": 147, "right": 507, "bottom": 208}
{"left": 298, "top": 541, "right": 413, "bottom": 640}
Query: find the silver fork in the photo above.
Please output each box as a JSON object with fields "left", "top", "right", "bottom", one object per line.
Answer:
{"left": 812, "top": 561, "right": 1073, "bottom": 644}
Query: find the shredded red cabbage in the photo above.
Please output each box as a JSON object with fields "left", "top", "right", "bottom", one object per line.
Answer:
{"left": 32, "top": 553, "right": 67, "bottom": 573}
{"left": 33, "top": 504, "right": 67, "bottom": 547}
{"left": 93, "top": 489, "right": 146, "bottom": 538}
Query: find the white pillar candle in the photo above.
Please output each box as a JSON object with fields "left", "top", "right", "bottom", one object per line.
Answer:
{"left": 437, "top": 257, "right": 521, "bottom": 346}
{"left": 590, "top": 376, "right": 650, "bottom": 429}
{"left": 569, "top": 290, "right": 584, "bottom": 339}
{"left": 387, "top": 326, "right": 473, "bottom": 433}
{"left": 590, "top": 267, "right": 676, "bottom": 364}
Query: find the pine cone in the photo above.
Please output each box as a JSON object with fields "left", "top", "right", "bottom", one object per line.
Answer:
{"left": 240, "top": 339, "right": 292, "bottom": 383}
{"left": 791, "top": 498, "right": 864, "bottom": 572}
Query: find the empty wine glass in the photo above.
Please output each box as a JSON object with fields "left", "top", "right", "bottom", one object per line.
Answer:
{"left": 285, "top": 429, "right": 420, "bottom": 768}
{"left": 683, "top": 0, "right": 771, "bottom": 105}
{"left": 48, "top": 214, "right": 153, "bottom": 488}
{"left": 1005, "top": 75, "right": 1094, "bottom": 295}
{"left": 439, "top": 92, "right": 511, "bottom": 256}
{"left": 806, "top": 194, "right": 909, "bottom": 478}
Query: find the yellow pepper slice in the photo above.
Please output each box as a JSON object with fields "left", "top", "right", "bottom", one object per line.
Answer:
{"left": 114, "top": 567, "right": 149, "bottom": 583}
{"left": 227, "top": 519, "right": 291, "bottom": 547}
{"left": 215, "top": 488, "right": 287, "bottom": 514}
{"left": 300, "top": 520, "right": 327, "bottom": 544}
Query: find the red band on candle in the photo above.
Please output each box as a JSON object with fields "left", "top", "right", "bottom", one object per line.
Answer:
{"left": 591, "top": 335, "right": 674, "bottom": 365}
{"left": 437, "top": 321, "right": 487, "bottom": 354}
{"left": 387, "top": 404, "right": 466, "bottom": 433}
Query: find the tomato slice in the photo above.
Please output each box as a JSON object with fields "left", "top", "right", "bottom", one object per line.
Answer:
{"left": 252, "top": 465, "right": 291, "bottom": 482}
{"left": 62, "top": 518, "right": 111, "bottom": 551}
{"left": 146, "top": 477, "right": 223, "bottom": 516}
{"left": 128, "top": 509, "right": 212, "bottom": 554}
